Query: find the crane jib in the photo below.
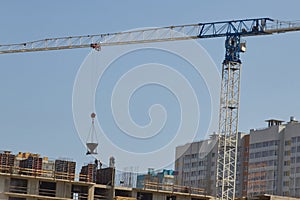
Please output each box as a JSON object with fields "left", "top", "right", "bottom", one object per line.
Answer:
{"left": 0, "top": 17, "right": 300, "bottom": 54}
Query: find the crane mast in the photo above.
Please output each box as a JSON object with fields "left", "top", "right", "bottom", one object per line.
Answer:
{"left": 217, "top": 34, "right": 243, "bottom": 200}
{"left": 1, "top": 18, "right": 300, "bottom": 200}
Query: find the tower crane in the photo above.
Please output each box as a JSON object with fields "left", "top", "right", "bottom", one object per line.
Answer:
{"left": 1, "top": 18, "right": 300, "bottom": 200}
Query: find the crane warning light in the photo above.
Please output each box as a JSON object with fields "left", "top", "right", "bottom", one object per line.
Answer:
{"left": 240, "top": 42, "right": 246, "bottom": 53}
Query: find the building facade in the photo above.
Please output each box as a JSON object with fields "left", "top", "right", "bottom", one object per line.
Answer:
{"left": 175, "top": 133, "right": 249, "bottom": 197}
{"left": 175, "top": 135, "right": 218, "bottom": 196}
{"left": 285, "top": 119, "right": 300, "bottom": 197}
{"left": 174, "top": 116, "right": 300, "bottom": 199}
{"left": 237, "top": 134, "right": 250, "bottom": 197}
{"left": 247, "top": 117, "right": 300, "bottom": 198}
{"left": 136, "top": 168, "right": 175, "bottom": 189}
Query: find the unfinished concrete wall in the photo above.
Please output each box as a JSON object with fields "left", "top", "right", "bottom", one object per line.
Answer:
{"left": 56, "top": 181, "right": 72, "bottom": 198}
{"left": 0, "top": 175, "right": 9, "bottom": 200}
{"left": 27, "top": 179, "right": 39, "bottom": 195}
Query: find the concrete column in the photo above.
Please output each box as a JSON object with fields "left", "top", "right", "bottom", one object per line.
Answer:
{"left": 108, "top": 167, "right": 116, "bottom": 199}
{"left": 88, "top": 185, "right": 94, "bottom": 200}
{"left": 27, "top": 179, "right": 39, "bottom": 195}
{"left": 0, "top": 176, "right": 9, "bottom": 200}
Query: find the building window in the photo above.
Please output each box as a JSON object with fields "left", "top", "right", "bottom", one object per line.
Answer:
{"left": 284, "top": 161, "right": 290, "bottom": 166}
{"left": 191, "top": 162, "right": 197, "bottom": 167}
{"left": 263, "top": 141, "right": 268, "bottom": 147}
{"left": 262, "top": 151, "right": 268, "bottom": 157}
{"left": 283, "top": 171, "right": 290, "bottom": 176}
{"left": 191, "top": 154, "right": 197, "bottom": 159}
{"left": 199, "top": 161, "right": 205, "bottom": 166}
{"left": 255, "top": 152, "right": 261, "bottom": 158}
{"left": 291, "top": 157, "right": 296, "bottom": 163}
{"left": 284, "top": 150, "right": 291, "bottom": 156}
{"left": 283, "top": 191, "right": 289, "bottom": 196}
{"left": 255, "top": 143, "right": 262, "bottom": 148}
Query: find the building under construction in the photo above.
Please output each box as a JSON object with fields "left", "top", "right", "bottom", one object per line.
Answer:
{"left": 79, "top": 162, "right": 115, "bottom": 186}
{"left": 54, "top": 159, "right": 76, "bottom": 181}
{"left": 0, "top": 151, "right": 14, "bottom": 173}
{"left": 0, "top": 166, "right": 299, "bottom": 200}
{"left": 80, "top": 163, "right": 97, "bottom": 183}
{"left": 0, "top": 150, "right": 211, "bottom": 199}
{"left": 0, "top": 165, "right": 211, "bottom": 200}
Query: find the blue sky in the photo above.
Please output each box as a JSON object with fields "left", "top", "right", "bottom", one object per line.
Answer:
{"left": 0, "top": 1, "right": 300, "bottom": 172}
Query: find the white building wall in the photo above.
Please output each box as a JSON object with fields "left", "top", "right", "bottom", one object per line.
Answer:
{"left": 282, "top": 120, "right": 300, "bottom": 197}
{"left": 175, "top": 135, "right": 218, "bottom": 196}
{"left": 175, "top": 133, "right": 248, "bottom": 197}
{"left": 248, "top": 118, "right": 300, "bottom": 198}
{"left": 248, "top": 124, "right": 283, "bottom": 197}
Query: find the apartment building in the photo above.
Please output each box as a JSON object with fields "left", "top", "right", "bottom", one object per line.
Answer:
{"left": 175, "top": 133, "right": 249, "bottom": 197}
{"left": 175, "top": 134, "right": 218, "bottom": 196}
{"left": 285, "top": 118, "right": 300, "bottom": 197}
{"left": 247, "top": 117, "right": 300, "bottom": 198}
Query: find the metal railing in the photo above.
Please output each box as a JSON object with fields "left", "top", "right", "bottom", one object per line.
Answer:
{"left": 142, "top": 181, "right": 205, "bottom": 195}
{"left": 0, "top": 164, "right": 88, "bottom": 182}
